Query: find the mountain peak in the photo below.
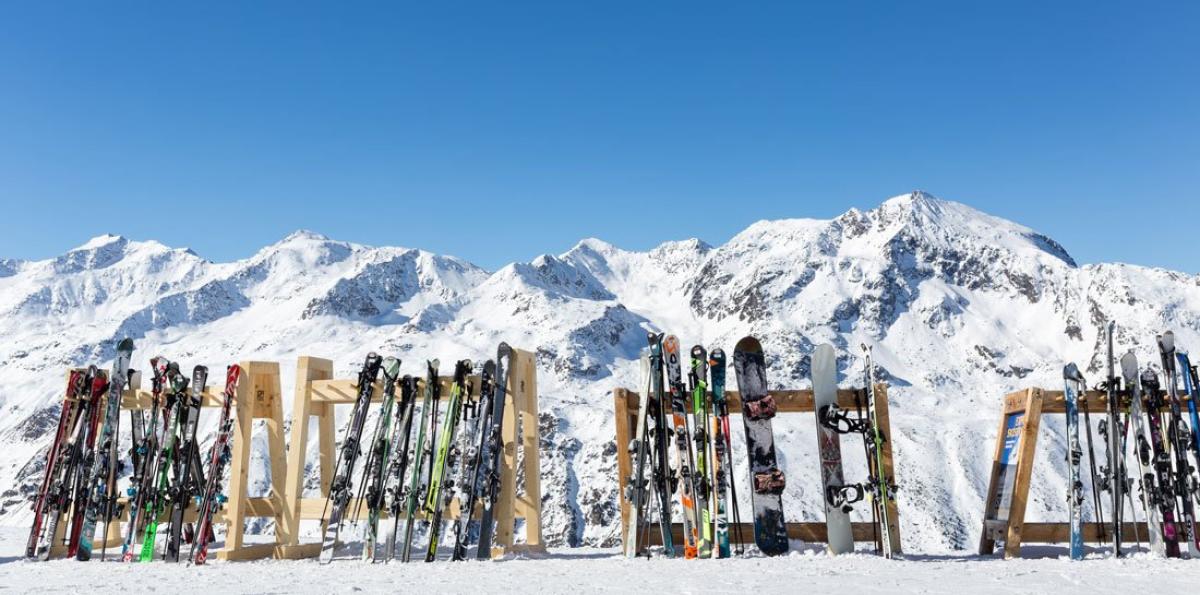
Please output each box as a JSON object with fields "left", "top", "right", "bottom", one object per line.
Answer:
{"left": 281, "top": 229, "right": 331, "bottom": 243}
{"left": 73, "top": 234, "right": 128, "bottom": 252}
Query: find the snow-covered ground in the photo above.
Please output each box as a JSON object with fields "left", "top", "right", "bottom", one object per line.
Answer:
{"left": 0, "top": 528, "right": 1195, "bottom": 594}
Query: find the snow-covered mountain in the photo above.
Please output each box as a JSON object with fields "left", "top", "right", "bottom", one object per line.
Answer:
{"left": 2, "top": 191, "right": 1197, "bottom": 552}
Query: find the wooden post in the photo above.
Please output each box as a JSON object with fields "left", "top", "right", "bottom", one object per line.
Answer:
{"left": 277, "top": 356, "right": 333, "bottom": 559}
{"left": 872, "top": 383, "right": 903, "bottom": 555}
{"left": 613, "top": 388, "right": 635, "bottom": 548}
{"left": 216, "top": 361, "right": 289, "bottom": 561}
{"left": 613, "top": 386, "right": 902, "bottom": 552}
{"left": 501, "top": 348, "right": 545, "bottom": 554}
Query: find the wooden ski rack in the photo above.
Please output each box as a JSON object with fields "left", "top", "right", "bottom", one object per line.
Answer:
{"left": 979, "top": 387, "right": 1155, "bottom": 559}
{"left": 277, "top": 348, "right": 545, "bottom": 560}
{"left": 45, "top": 361, "right": 288, "bottom": 561}
{"left": 613, "top": 385, "right": 902, "bottom": 554}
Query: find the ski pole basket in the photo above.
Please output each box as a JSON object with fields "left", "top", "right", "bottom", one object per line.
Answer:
{"left": 42, "top": 362, "right": 289, "bottom": 562}
{"left": 978, "top": 387, "right": 1152, "bottom": 559}
{"left": 613, "top": 385, "right": 903, "bottom": 553}
{"left": 277, "top": 348, "right": 545, "bottom": 560}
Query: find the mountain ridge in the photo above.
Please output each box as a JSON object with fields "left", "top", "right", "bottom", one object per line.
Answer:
{"left": 1, "top": 191, "right": 1197, "bottom": 552}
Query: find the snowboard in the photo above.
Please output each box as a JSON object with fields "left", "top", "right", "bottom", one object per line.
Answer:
{"left": 732, "top": 336, "right": 788, "bottom": 556}
{"left": 813, "top": 344, "right": 853, "bottom": 555}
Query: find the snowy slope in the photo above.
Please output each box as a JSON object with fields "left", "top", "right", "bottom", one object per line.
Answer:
{"left": 2, "top": 191, "right": 1198, "bottom": 553}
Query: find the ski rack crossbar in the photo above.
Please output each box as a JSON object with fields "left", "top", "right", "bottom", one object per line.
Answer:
{"left": 979, "top": 387, "right": 1160, "bottom": 559}
{"left": 276, "top": 349, "right": 545, "bottom": 560}
{"left": 613, "top": 385, "right": 902, "bottom": 553}
{"left": 44, "top": 362, "right": 288, "bottom": 562}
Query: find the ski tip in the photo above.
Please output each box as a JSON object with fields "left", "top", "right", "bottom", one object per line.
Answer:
{"left": 1063, "top": 362, "right": 1082, "bottom": 381}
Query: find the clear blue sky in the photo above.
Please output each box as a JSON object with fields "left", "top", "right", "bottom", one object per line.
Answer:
{"left": 1, "top": 2, "right": 1197, "bottom": 271}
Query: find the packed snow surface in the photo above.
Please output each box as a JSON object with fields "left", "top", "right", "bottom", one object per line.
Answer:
{"left": 0, "top": 529, "right": 1195, "bottom": 594}
{"left": 2, "top": 191, "right": 1200, "bottom": 556}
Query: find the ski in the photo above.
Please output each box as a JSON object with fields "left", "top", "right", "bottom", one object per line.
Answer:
{"left": 360, "top": 356, "right": 401, "bottom": 562}
{"left": 732, "top": 336, "right": 788, "bottom": 556}
{"left": 1157, "top": 332, "right": 1199, "bottom": 555}
{"left": 122, "top": 357, "right": 170, "bottom": 562}
{"left": 862, "top": 344, "right": 898, "bottom": 558}
{"left": 1063, "top": 363, "right": 1086, "bottom": 560}
{"left": 689, "top": 345, "right": 714, "bottom": 558}
{"left": 1177, "top": 353, "right": 1200, "bottom": 518}
{"left": 318, "top": 352, "right": 383, "bottom": 564}
{"left": 140, "top": 364, "right": 188, "bottom": 562}
{"left": 400, "top": 360, "right": 440, "bottom": 563}
{"left": 1102, "top": 322, "right": 1125, "bottom": 556}
{"left": 190, "top": 364, "right": 242, "bottom": 565}
{"left": 1140, "top": 369, "right": 1182, "bottom": 557}
{"left": 76, "top": 338, "right": 134, "bottom": 561}
{"left": 624, "top": 351, "right": 654, "bottom": 558}
{"left": 663, "top": 335, "right": 702, "bottom": 558}
{"left": 1123, "top": 352, "right": 1165, "bottom": 556}
{"left": 476, "top": 344, "right": 512, "bottom": 560}
{"left": 814, "top": 343, "right": 854, "bottom": 555}
{"left": 66, "top": 367, "right": 109, "bottom": 558}
{"left": 383, "top": 375, "right": 419, "bottom": 561}
{"left": 164, "top": 365, "right": 207, "bottom": 562}
{"left": 451, "top": 360, "right": 495, "bottom": 561}
{"left": 646, "top": 333, "right": 676, "bottom": 557}
{"left": 708, "top": 347, "right": 739, "bottom": 558}
{"left": 424, "top": 359, "right": 472, "bottom": 562}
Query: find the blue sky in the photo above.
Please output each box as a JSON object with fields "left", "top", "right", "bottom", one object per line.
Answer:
{"left": 1, "top": 2, "right": 1197, "bottom": 271}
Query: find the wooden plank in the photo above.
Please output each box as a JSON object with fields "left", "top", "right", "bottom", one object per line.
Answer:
{"left": 215, "top": 543, "right": 277, "bottom": 561}
{"left": 255, "top": 361, "right": 289, "bottom": 548}
{"left": 280, "top": 356, "right": 332, "bottom": 547}
{"left": 1021, "top": 522, "right": 1149, "bottom": 543}
{"left": 618, "top": 388, "right": 869, "bottom": 414}
{"left": 514, "top": 348, "right": 545, "bottom": 552}
{"left": 872, "top": 383, "right": 903, "bottom": 555}
{"left": 1003, "top": 388, "right": 1044, "bottom": 559}
{"left": 614, "top": 388, "right": 634, "bottom": 548}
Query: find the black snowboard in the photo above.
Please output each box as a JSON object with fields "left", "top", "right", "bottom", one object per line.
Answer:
{"left": 732, "top": 336, "right": 789, "bottom": 556}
